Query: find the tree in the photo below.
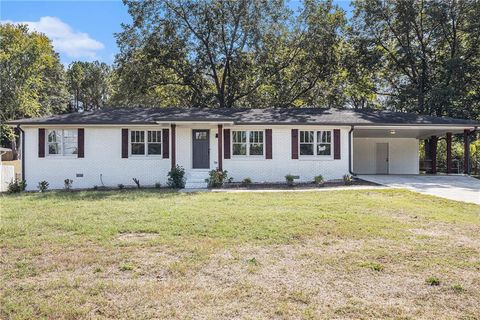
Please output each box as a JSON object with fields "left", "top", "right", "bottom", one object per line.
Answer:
{"left": 66, "top": 61, "right": 112, "bottom": 111}
{"left": 351, "top": 0, "right": 480, "bottom": 120}
{"left": 0, "top": 23, "right": 68, "bottom": 151}
{"left": 113, "top": 0, "right": 345, "bottom": 108}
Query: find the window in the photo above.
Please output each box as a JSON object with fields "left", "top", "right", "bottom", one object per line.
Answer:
{"left": 131, "top": 130, "right": 145, "bottom": 155}
{"left": 147, "top": 131, "right": 162, "bottom": 155}
{"left": 232, "top": 131, "right": 247, "bottom": 155}
{"left": 130, "top": 130, "right": 162, "bottom": 156}
{"left": 300, "top": 131, "right": 314, "bottom": 155}
{"left": 316, "top": 131, "right": 331, "bottom": 156}
{"left": 47, "top": 129, "right": 77, "bottom": 156}
{"left": 299, "top": 130, "right": 332, "bottom": 156}
{"left": 232, "top": 130, "right": 264, "bottom": 156}
{"left": 249, "top": 131, "right": 264, "bottom": 155}
{"left": 195, "top": 131, "right": 208, "bottom": 140}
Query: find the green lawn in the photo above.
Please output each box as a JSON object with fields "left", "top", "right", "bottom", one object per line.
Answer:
{"left": 1, "top": 189, "right": 479, "bottom": 319}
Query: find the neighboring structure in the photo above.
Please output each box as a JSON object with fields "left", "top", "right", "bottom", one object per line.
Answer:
{"left": 8, "top": 108, "right": 479, "bottom": 190}
{"left": 0, "top": 147, "right": 15, "bottom": 192}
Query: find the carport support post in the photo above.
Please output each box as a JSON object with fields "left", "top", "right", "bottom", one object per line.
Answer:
{"left": 464, "top": 129, "right": 470, "bottom": 174}
{"left": 430, "top": 136, "right": 438, "bottom": 174}
{"left": 446, "top": 132, "right": 452, "bottom": 174}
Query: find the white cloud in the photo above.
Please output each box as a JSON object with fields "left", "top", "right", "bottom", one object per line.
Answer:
{"left": 2, "top": 16, "right": 104, "bottom": 58}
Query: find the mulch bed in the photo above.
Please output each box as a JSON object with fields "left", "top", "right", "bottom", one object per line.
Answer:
{"left": 219, "top": 178, "right": 379, "bottom": 190}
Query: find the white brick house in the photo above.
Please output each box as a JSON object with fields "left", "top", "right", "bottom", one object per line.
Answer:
{"left": 9, "top": 108, "right": 478, "bottom": 190}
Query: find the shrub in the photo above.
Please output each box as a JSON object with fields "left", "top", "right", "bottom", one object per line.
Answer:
{"left": 155, "top": 182, "right": 161, "bottom": 189}
{"left": 167, "top": 165, "right": 186, "bottom": 188}
{"left": 285, "top": 174, "right": 295, "bottom": 187}
{"left": 343, "top": 174, "right": 353, "bottom": 185}
{"left": 118, "top": 184, "right": 125, "bottom": 190}
{"left": 207, "top": 169, "right": 229, "bottom": 188}
{"left": 242, "top": 177, "right": 252, "bottom": 187}
{"left": 7, "top": 179, "right": 27, "bottom": 193}
{"left": 132, "top": 178, "right": 141, "bottom": 188}
{"left": 314, "top": 175, "right": 324, "bottom": 185}
{"left": 93, "top": 185, "right": 98, "bottom": 191}
{"left": 426, "top": 276, "right": 440, "bottom": 286}
{"left": 64, "top": 179, "right": 73, "bottom": 191}
{"left": 37, "top": 181, "right": 49, "bottom": 192}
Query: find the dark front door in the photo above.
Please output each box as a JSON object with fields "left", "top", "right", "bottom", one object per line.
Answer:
{"left": 192, "top": 129, "right": 210, "bottom": 169}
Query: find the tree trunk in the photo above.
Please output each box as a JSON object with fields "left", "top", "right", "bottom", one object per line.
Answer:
{"left": 11, "top": 135, "right": 18, "bottom": 160}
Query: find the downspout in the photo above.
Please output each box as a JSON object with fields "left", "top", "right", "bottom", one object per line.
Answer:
{"left": 348, "top": 125, "right": 356, "bottom": 176}
{"left": 16, "top": 125, "right": 25, "bottom": 182}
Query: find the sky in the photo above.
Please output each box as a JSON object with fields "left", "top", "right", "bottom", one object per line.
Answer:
{"left": 0, "top": 0, "right": 352, "bottom": 66}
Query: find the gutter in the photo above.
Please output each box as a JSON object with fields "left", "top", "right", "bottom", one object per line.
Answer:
{"left": 349, "top": 125, "right": 355, "bottom": 176}
{"left": 16, "top": 125, "right": 25, "bottom": 182}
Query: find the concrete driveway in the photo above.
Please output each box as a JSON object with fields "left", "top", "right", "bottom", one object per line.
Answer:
{"left": 359, "top": 175, "right": 480, "bottom": 205}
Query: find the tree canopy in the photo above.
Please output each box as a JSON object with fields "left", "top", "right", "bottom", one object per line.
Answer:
{"left": 67, "top": 61, "right": 112, "bottom": 112}
{"left": 1, "top": 0, "right": 480, "bottom": 126}
{"left": 112, "top": 0, "right": 345, "bottom": 108}
{"left": 0, "top": 23, "right": 69, "bottom": 143}
{"left": 351, "top": 0, "right": 480, "bottom": 118}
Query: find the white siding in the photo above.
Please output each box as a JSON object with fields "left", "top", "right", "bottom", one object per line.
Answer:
{"left": 353, "top": 137, "right": 419, "bottom": 174}
{"left": 23, "top": 125, "right": 351, "bottom": 190}
{"left": 24, "top": 127, "right": 172, "bottom": 190}
{"left": 223, "top": 125, "right": 350, "bottom": 183}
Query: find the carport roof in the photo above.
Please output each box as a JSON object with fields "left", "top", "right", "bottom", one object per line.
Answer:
{"left": 8, "top": 107, "right": 480, "bottom": 127}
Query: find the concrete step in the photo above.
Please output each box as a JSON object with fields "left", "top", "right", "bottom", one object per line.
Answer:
{"left": 187, "top": 178, "right": 208, "bottom": 183}
{"left": 184, "top": 181, "right": 208, "bottom": 189}
{"left": 184, "top": 170, "right": 210, "bottom": 189}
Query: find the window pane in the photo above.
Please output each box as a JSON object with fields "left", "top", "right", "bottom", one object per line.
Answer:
{"left": 148, "top": 143, "right": 162, "bottom": 155}
{"left": 300, "top": 143, "right": 314, "bottom": 155}
{"left": 195, "top": 131, "right": 207, "bottom": 140}
{"left": 48, "top": 143, "right": 60, "bottom": 154}
{"left": 131, "top": 143, "right": 145, "bottom": 155}
{"left": 131, "top": 131, "right": 144, "bottom": 143}
{"left": 317, "top": 143, "right": 331, "bottom": 155}
{"left": 48, "top": 130, "right": 60, "bottom": 142}
{"left": 63, "top": 130, "right": 77, "bottom": 138}
{"left": 233, "top": 143, "right": 246, "bottom": 155}
{"left": 63, "top": 130, "right": 77, "bottom": 152}
{"left": 317, "top": 131, "right": 331, "bottom": 143}
{"left": 233, "top": 131, "right": 246, "bottom": 143}
{"left": 64, "top": 143, "right": 78, "bottom": 155}
{"left": 148, "top": 131, "right": 161, "bottom": 143}
{"left": 249, "top": 131, "right": 263, "bottom": 143}
{"left": 300, "top": 131, "right": 313, "bottom": 143}
{"left": 249, "top": 143, "right": 263, "bottom": 155}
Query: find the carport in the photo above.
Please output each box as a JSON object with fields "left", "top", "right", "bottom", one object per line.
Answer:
{"left": 352, "top": 124, "right": 477, "bottom": 175}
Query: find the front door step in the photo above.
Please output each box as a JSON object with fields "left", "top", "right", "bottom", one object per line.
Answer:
{"left": 184, "top": 171, "right": 210, "bottom": 189}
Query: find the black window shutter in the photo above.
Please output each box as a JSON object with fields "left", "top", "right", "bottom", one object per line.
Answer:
{"left": 291, "top": 129, "right": 298, "bottom": 159}
{"left": 162, "top": 128, "right": 169, "bottom": 158}
{"left": 121, "top": 129, "right": 128, "bottom": 158}
{"left": 333, "top": 129, "right": 341, "bottom": 160}
{"left": 78, "top": 128, "right": 84, "bottom": 158}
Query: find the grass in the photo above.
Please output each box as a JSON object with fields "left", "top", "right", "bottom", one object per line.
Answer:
{"left": 1, "top": 189, "right": 479, "bottom": 319}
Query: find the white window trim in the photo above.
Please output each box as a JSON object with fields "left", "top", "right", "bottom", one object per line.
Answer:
{"left": 46, "top": 129, "right": 78, "bottom": 157}
{"left": 299, "top": 130, "right": 333, "bottom": 159}
{"left": 231, "top": 130, "right": 265, "bottom": 158}
{"left": 129, "top": 129, "right": 163, "bottom": 157}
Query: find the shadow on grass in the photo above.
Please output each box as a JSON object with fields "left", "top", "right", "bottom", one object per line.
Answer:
{"left": 2, "top": 188, "right": 189, "bottom": 201}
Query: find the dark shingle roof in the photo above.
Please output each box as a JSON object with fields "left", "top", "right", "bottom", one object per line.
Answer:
{"left": 8, "top": 107, "right": 479, "bottom": 126}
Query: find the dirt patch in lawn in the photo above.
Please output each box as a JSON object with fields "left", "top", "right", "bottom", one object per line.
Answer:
{"left": 116, "top": 232, "right": 159, "bottom": 243}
